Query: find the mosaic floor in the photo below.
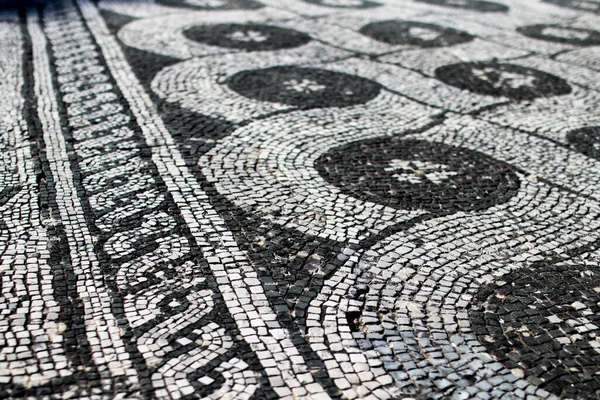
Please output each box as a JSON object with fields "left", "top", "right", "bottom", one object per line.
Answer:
{"left": 2, "top": 0, "right": 600, "bottom": 398}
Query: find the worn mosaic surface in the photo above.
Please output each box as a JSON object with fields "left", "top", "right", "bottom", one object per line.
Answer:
{"left": 2, "top": 0, "right": 600, "bottom": 398}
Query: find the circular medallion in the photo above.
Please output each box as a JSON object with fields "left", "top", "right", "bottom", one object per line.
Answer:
{"left": 315, "top": 138, "right": 520, "bottom": 212}
{"left": 568, "top": 127, "right": 600, "bottom": 160}
{"left": 414, "top": 0, "right": 509, "bottom": 12}
{"left": 303, "top": 0, "right": 381, "bottom": 8}
{"left": 470, "top": 263, "right": 600, "bottom": 399}
{"left": 359, "top": 20, "right": 474, "bottom": 48}
{"left": 435, "top": 62, "right": 572, "bottom": 100}
{"left": 517, "top": 24, "right": 600, "bottom": 46}
{"left": 542, "top": 0, "right": 600, "bottom": 14}
{"left": 226, "top": 66, "right": 382, "bottom": 109}
{"left": 183, "top": 24, "right": 311, "bottom": 51}
{"left": 156, "top": 0, "right": 264, "bottom": 10}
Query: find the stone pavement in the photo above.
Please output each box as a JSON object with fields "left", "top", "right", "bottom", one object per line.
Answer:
{"left": 1, "top": 0, "right": 600, "bottom": 398}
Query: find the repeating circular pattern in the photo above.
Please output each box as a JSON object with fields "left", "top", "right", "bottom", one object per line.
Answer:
{"left": 155, "top": 0, "right": 265, "bottom": 10}
{"left": 26, "top": 1, "right": 600, "bottom": 399}
{"left": 225, "top": 66, "right": 382, "bottom": 109}
{"left": 470, "top": 262, "right": 600, "bottom": 399}
{"left": 568, "top": 126, "right": 600, "bottom": 160}
{"left": 183, "top": 24, "right": 312, "bottom": 51}
{"left": 316, "top": 137, "right": 520, "bottom": 212}
{"left": 517, "top": 24, "right": 600, "bottom": 46}
{"left": 414, "top": 0, "right": 509, "bottom": 12}
{"left": 359, "top": 20, "right": 474, "bottom": 48}
{"left": 435, "top": 62, "right": 573, "bottom": 100}
{"left": 542, "top": 0, "right": 600, "bottom": 14}
{"left": 303, "top": 0, "right": 381, "bottom": 8}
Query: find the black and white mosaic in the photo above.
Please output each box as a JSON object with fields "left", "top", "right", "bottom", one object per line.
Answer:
{"left": 156, "top": 0, "right": 265, "bottom": 10}
{"left": 183, "top": 24, "right": 312, "bottom": 51}
{"left": 2, "top": 0, "right": 600, "bottom": 399}
{"left": 471, "top": 255, "right": 600, "bottom": 399}
{"left": 567, "top": 126, "right": 600, "bottom": 159}
{"left": 226, "top": 66, "right": 382, "bottom": 109}
{"left": 315, "top": 138, "right": 520, "bottom": 212}
{"left": 414, "top": 0, "right": 509, "bottom": 12}
{"left": 542, "top": 0, "right": 600, "bottom": 14}
{"left": 435, "top": 62, "right": 572, "bottom": 100}
{"left": 359, "top": 20, "right": 475, "bottom": 48}
{"left": 516, "top": 24, "right": 600, "bottom": 46}
{"left": 302, "top": 0, "right": 381, "bottom": 8}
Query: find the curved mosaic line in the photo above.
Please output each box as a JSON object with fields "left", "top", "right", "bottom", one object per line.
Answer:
{"left": 7, "top": 0, "right": 600, "bottom": 398}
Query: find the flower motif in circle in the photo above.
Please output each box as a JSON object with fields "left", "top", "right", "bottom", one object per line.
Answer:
{"left": 182, "top": 24, "right": 312, "bottom": 52}
{"left": 517, "top": 24, "right": 600, "bottom": 46}
{"left": 435, "top": 62, "right": 572, "bottom": 100}
{"left": 359, "top": 20, "right": 474, "bottom": 48}
{"left": 473, "top": 67, "right": 537, "bottom": 89}
{"left": 227, "top": 30, "right": 267, "bottom": 42}
{"left": 415, "top": 0, "right": 509, "bottom": 12}
{"left": 385, "top": 159, "right": 458, "bottom": 184}
{"left": 316, "top": 137, "right": 520, "bottom": 212}
{"left": 225, "top": 66, "right": 382, "bottom": 109}
{"left": 282, "top": 78, "right": 327, "bottom": 93}
{"left": 156, "top": 0, "right": 265, "bottom": 10}
{"left": 302, "top": 0, "right": 381, "bottom": 8}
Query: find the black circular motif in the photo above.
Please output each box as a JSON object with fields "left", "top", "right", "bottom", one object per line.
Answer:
{"left": 183, "top": 24, "right": 311, "bottom": 51}
{"left": 542, "top": 0, "right": 600, "bottom": 14}
{"left": 415, "top": 0, "right": 509, "bottom": 12}
{"left": 568, "top": 126, "right": 600, "bottom": 160}
{"left": 470, "top": 263, "right": 600, "bottom": 399}
{"left": 226, "top": 66, "right": 382, "bottom": 109}
{"left": 302, "top": 0, "right": 381, "bottom": 8}
{"left": 359, "top": 20, "right": 474, "bottom": 48}
{"left": 156, "top": 0, "right": 264, "bottom": 10}
{"left": 316, "top": 138, "right": 520, "bottom": 212}
{"left": 435, "top": 62, "right": 572, "bottom": 100}
{"left": 517, "top": 24, "right": 600, "bottom": 46}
